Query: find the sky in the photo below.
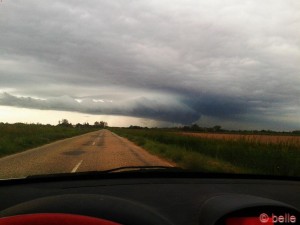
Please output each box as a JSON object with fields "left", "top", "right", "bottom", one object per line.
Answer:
{"left": 0, "top": 0, "right": 299, "bottom": 130}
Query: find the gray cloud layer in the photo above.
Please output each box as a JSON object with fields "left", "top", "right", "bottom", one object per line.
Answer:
{"left": 0, "top": 0, "right": 300, "bottom": 129}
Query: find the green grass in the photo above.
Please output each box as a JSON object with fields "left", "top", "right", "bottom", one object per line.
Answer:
{"left": 110, "top": 128, "right": 300, "bottom": 177}
{"left": 0, "top": 123, "right": 98, "bottom": 157}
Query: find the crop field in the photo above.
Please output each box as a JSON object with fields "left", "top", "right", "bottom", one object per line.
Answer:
{"left": 180, "top": 132, "right": 300, "bottom": 146}
{"left": 111, "top": 128, "right": 300, "bottom": 177}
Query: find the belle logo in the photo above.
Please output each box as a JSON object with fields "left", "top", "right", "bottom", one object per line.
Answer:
{"left": 260, "top": 213, "right": 297, "bottom": 223}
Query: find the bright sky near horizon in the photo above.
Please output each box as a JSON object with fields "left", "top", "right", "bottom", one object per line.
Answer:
{"left": 0, "top": 0, "right": 300, "bottom": 130}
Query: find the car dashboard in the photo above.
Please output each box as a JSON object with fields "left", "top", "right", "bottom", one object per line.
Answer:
{"left": 0, "top": 173, "right": 299, "bottom": 225}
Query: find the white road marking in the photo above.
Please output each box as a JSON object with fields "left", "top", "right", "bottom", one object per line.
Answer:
{"left": 71, "top": 160, "right": 83, "bottom": 173}
{"left": 165, "top": 162, "right": 175, "bottom": 167}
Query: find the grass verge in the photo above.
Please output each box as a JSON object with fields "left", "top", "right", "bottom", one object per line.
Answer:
{"left": 0, "top": 123, "right": 98, "bottom": 158}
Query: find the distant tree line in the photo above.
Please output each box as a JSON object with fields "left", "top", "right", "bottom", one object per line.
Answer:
{"left": 57, "top": 119, "right": 108, "bottom": 128}
{"left": 180, "top": 124, "right": 300, "bottom": 135}
{"left": 181, "top": 124, "right": 223, "bottom": 132}
{"left": 126, "top": 123, "right": 300, "bottom": 135}
{"left": 127, "top": 124, "right": 223, "bottom": 132}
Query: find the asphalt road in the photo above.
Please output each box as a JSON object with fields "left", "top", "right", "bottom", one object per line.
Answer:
{"left": 0, "top": 129, "right": 174, "bottom": 179}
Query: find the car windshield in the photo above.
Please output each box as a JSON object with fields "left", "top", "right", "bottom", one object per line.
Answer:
{"left": 0, "top": 0, "right": 299, "bottom": 180}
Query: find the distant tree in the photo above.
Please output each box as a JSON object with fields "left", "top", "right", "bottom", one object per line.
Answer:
{"left": 99, "top": 121, "right": 108, "bottom": 128}
{"left": 182, "top": 126, "right": 191, "bottom": 131}
{"left": 93, "top": 121, "right": 108, "bottom": 128}
{"left": 191, "top": 124, "right": 199, "bottom": 131}
{"left": 75, "top": 123, "right": 83, "bottom": 128}
{"left": 213, "top": 125, "right": 222, "bottom": 132}
{"left": 58, "top": 119, "right": 72, "bottom": 127}
{"left": 292, "top": 130, "right": 300, "bottom": 135}
{"left": 129, "top": 125, "right": 143, "bottom": 129}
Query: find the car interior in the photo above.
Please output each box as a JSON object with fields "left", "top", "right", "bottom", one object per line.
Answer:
{"left": 0, "top": 171, "right": 299, "bottom": 225}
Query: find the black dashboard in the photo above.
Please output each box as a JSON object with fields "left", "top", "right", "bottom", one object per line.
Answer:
{"left": 0, "top": 173, "right": 299, "bottom": 225}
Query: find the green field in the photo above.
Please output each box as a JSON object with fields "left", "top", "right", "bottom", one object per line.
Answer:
{"left": 0, "top": 123, "right": 98, "bottom": 157}
{"left": 110, "top": 128, "right": 300, "bottom": 177}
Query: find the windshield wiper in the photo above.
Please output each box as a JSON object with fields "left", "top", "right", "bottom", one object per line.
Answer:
{"left": 96, "top": 165, "right": 183, "bottom": 173}
{"left": 23, "top": 166, "right": 184, "bottom": 180}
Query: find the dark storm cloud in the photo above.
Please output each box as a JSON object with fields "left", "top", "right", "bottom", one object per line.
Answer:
{"left": 0, "top": 0, "right": 299, "bottom": 128}
{"left": 183, "top": 95, "right": 248, "bottom": 119}
{"left": 0, "top": 93, "right": 199, "bottom": 124}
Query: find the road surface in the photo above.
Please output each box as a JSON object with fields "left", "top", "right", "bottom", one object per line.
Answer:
{"left": 0, "top": 130, "right": 174, "bottom": 179}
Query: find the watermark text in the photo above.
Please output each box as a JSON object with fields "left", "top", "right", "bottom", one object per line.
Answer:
{"left": 260, "top": 213, "right": 296, "bottom": 224}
